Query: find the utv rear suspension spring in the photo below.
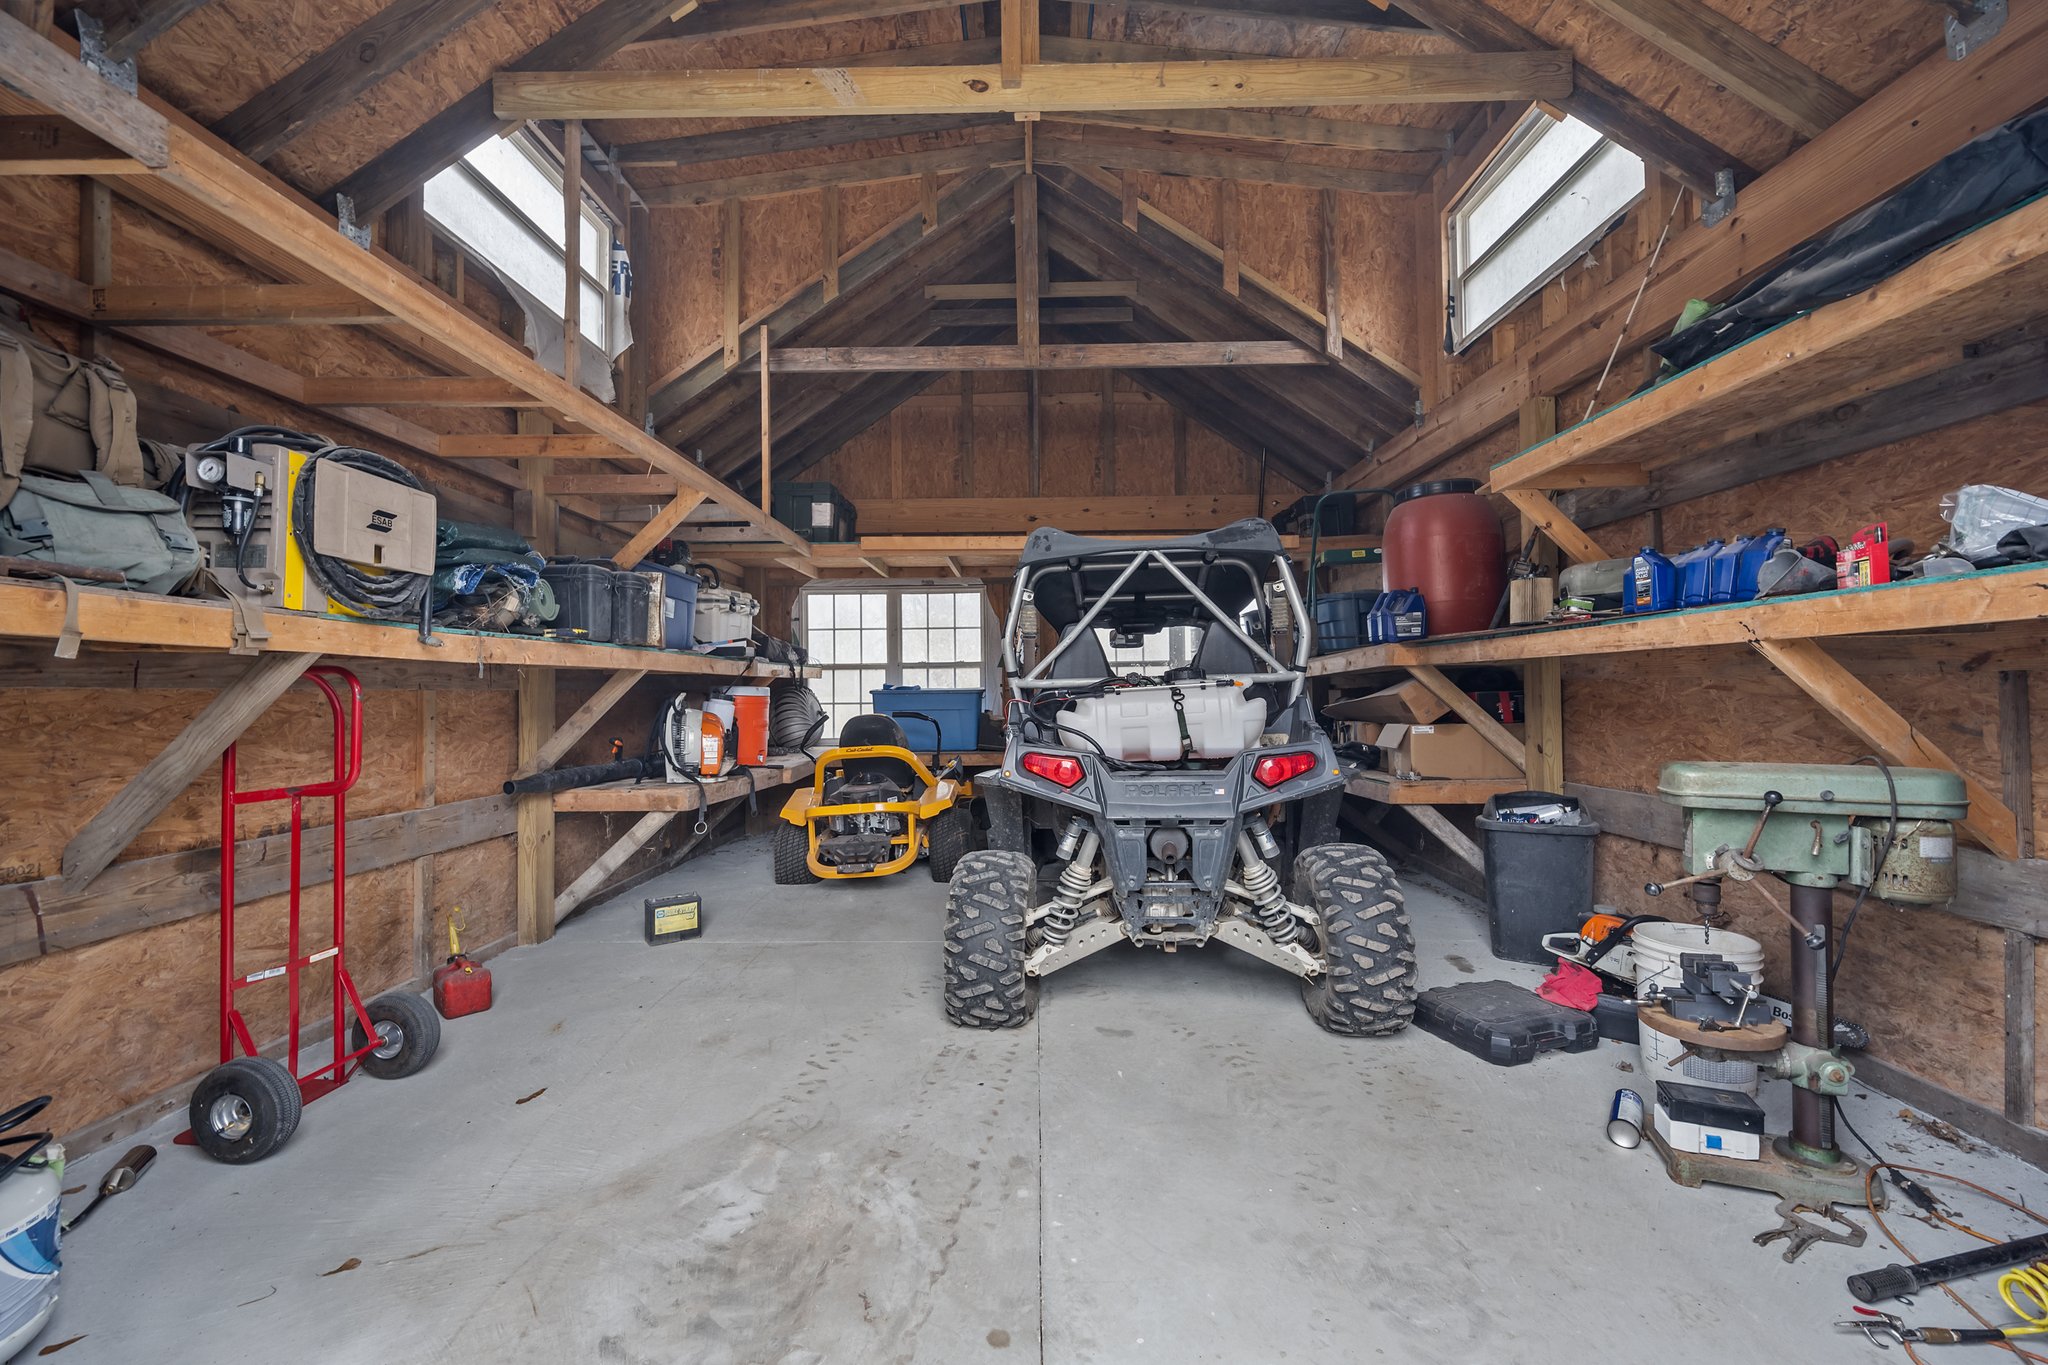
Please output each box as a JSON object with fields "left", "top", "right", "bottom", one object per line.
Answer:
{"left": 1040, "top": 831, "right": 1101, "bottom": 947}
{"left": 1236, "top": 833, "right": 1308, "bottom": 946}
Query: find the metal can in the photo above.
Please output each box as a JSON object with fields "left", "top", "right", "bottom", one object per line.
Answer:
{"left": 1608, "top": 1088, "right": 1644, "bottom": 1149}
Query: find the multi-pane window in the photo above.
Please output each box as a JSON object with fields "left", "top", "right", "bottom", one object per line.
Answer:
{"left": 1099, "top": 625, "right": 1200, "bottom": 674}
{"left": 1446, "top": 110, "right": 1645, "bottom": 351}
{"left": 424, "top": 131, "right": 614, "bottom": 351}
{"left": 801, "top": 585, "right": 989, "bottom": 739}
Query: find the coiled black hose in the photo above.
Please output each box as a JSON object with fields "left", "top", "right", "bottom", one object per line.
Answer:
{"left": 289, "top": 444, "right": 430, "bottom": 621}
{"left": 768, "top": 677, "right": 826, "bottom": 753}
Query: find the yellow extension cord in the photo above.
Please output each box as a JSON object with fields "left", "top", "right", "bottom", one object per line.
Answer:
{"left": 2001, "top": 1262, "right": 2048, "bottom": 1337}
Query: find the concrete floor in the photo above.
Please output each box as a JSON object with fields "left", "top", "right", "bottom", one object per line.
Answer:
{"left": 28, "top": 836, "right": 2047, "bottom": 1364}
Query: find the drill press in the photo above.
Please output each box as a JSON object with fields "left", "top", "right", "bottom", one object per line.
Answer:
{"left": 1643, "top": 761, "right": 1968, "bottom": 1206}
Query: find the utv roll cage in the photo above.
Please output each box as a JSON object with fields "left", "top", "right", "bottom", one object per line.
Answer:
{"left": 998, "top": 519, "right": 1312, "bottom": 704}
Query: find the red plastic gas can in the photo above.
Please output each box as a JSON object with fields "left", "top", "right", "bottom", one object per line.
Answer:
{"left": 431, "top": 918, "right": 492, "bottom": 1019}
{"left": 432, "top": 954, "right": 492, "bottom": 1018}
{"left": 1380, "top": 479, "right": 1507, "bottom": 637}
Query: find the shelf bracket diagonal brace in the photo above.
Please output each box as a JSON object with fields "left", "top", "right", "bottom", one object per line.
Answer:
{"left": 512, "top": 668, "right": 649, "bottom": 780}
{"left": 1752, "top": 637, "right": 2020, "bottom": 860}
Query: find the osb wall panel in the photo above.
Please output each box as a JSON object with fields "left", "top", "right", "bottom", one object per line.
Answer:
{"left": 0, "top": 864, "right": 414, "bottom": 1139}
{"left": 0, "top": 677, "right": 523, "bottom": 1139}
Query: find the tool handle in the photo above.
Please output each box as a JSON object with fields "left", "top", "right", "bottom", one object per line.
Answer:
{"left": 1848, "top": 1265, "right": 1922, "bottom": 1303}
{"left": 1922, "top": 1328, "right": 2009, "bottom": 1345}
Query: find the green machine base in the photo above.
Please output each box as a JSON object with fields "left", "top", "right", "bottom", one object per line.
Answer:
{"left": 1647, "top": 1125, "right": 1882, "bottom": 1209}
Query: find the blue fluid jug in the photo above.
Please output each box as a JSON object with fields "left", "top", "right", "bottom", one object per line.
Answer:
{"left": 1732, "top": 528, "right": 1787, "bottom": 602}
{"left": 1626, "top": 547, "right": 1678, "bottom": 614}
{"left": 1708, "top": 536, "right": 1752, "bottom": 604}
{"left": 1367, "top": 588, "right": 1428, "bottom": 644}
{"left": 1677, "top": 540, "right": 1722, "bottom": 608}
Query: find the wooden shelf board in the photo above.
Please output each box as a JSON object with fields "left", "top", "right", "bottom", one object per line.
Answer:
{"left": 1487, "top": 194, "right": 2048, "bottom": 492}
{"left": 554, "top": 758, "right": 816, "bottom": 812}
{"left": 0, "top": 581, "right": 814, "bottom": 678}
{"left": 1310, "top": 566, "right": 2048, "bottom": 677}
{"left": 1346, "top": 772, "right": 1525, "bottom": 806}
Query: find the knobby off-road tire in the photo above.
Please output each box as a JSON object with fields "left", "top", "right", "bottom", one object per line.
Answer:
{"left": 943, "top": 850, "right": 1037, "bottom": 1028}
{"left": 925, "top": 808, "right": 976, "bottom": 882}
{"left": 1295, "top": 843, "right": 1417, "bottom": 1036}
{"left": 772, "top": 821, "right": 819, "bottom": 884}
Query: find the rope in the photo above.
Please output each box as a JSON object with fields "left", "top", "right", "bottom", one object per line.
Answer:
{"left": 1580, "top": 187, "right": 1691, "bottom": 425}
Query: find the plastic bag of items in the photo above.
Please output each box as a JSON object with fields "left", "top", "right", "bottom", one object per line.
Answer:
{"left": 1940, "top": 485, "right": 2048, "bottom": 564}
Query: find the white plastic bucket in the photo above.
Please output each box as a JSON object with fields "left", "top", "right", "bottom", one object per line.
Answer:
{"left": 1631, "top": 921, "right": 1766, "bottom": 1094}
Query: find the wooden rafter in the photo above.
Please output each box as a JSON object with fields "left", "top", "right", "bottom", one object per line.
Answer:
{"left": 1034, "top": 127, "right": 1425, "bottom": 192}
{"left": 210, "top": 0, "right": 496, "bottom": 161}
{"left": 98, "top": 0, "right": 220, "bottom": 62}
{"left": 1397, "top": 0, "right": 1749, "bottom": 194}
{"left": 0, "top": 117, "right": 145, "bottom": 174}
{"left": 750, "top": 342, "right": 1321, "bottom": 370}
{"left": 613, "top": 112, "right": 1011, "bottom": 167}
{"left": 643, "top": 138, "right": 1021, "bottom": 206}
{"left": 87, "top": 283, "right": 392, "bottom": 325}
{"left": 491, "top": 56, "right": 1577, "bottom": 120}
{"left": 1579, "top": 0, "right": 1858, "bottom": 138}
{"left": 1052, "top": 108, "right": 1453, "bottom": 154}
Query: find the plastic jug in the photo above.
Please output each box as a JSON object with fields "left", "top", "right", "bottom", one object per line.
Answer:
{"left": 1707, "top": 536, "right": 1751, "bottom": 603}
{"left": 1732, "top": 528, "right": 1787, "bottom": 602}
{"left": 1367, "top": 588, "right": 1428, "bottom": 644}
{"left": 1625, "top": 547, "right": 1677, "bottom": 614}
{"left": 1677, "top": 540, "right": 1723, "bottom": 608}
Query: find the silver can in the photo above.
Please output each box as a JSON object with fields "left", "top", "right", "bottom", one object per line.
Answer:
{"left": 1608, "top": 1088, "right": 1644, "bottom": 1149}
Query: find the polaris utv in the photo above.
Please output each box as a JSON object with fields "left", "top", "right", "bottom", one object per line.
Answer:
{"left": 944, "top": 519, "right": 1417, "bottom": 1034}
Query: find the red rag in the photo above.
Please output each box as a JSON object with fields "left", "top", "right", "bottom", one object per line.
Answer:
{"left": 1537, "top": 959, "right": 1601, "bottom": 1011}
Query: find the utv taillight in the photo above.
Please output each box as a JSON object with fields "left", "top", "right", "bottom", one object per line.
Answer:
{"left": 1021, "top": 752, "right": 1084, "bottom": 788}
{"left": 1253, "top": 752, "right": 1319, "bottom": 788}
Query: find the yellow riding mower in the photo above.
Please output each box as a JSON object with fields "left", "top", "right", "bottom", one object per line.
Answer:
{"left": 774, "top": 713, "right": 980, "bottom": 884}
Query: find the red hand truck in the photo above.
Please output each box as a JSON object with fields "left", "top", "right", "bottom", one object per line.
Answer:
{"left": 179, "top": 665, "right": 440, "bottom": 1163}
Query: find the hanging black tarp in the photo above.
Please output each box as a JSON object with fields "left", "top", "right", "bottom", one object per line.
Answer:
{"left": 1652, "top": 109, "right": 2048, "bottom": 374}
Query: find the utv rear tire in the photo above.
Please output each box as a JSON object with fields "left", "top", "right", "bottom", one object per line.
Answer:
{"left": 943, "top": 850, "right": 1037, "bottom": 1028}
{"left": 1296, "top": 844, "right": 1417, "bottom": 1036}
{"left": 773, "top": 822, "right": 819, "bottom": 884}
{"left": 926, "top": 808, "right": 975, "bottom": 882}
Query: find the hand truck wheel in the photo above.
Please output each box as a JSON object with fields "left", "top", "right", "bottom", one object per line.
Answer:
{"left": 351, "top": 992, "right": 442, "bottom": 1080}
{"left": 188, "top": 1057, "right": 302, "bottom": 1164}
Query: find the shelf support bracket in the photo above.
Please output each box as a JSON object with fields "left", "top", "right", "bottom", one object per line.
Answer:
{"left": 1404, "top": 664, "right": 1528, "bottom": 773}
{"left": 59, "top": 650, "right": 320, "bottom": 893}
{"left": 1499, "top": 489, "right": 1607, "bottom": 566}
{"left": 1752, "top": 637, "right": 2021, "bottom": 860}
{"left": 512, "top": 668, "right": 649, "bottom": 781}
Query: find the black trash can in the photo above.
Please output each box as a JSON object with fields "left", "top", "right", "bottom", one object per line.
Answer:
{"left": 1476, "top": 790, "right": 1600, "bottom": 964}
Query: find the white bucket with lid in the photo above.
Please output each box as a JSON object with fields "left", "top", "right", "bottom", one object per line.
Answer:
{"left": 1632, "top": 921, "right": 1766, "bottom": 1094}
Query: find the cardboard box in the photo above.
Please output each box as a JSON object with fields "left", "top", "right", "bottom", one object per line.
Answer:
{"left": 1324, "top": 678, "right": 1451, "bottom": 726}
{"left": 1375, "top": 721, "right": 1525, "bottom": 780}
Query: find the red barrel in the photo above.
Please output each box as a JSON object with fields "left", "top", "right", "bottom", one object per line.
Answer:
{"left": 1380, "top": 480, "right": 1506, "bottom": 637}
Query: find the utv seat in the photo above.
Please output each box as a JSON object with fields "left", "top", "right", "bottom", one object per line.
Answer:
{"left": 1195, "top": 626, "right": 1260, "bottom": 678}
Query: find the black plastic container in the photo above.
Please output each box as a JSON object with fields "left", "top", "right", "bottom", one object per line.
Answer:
{"left": 1592, "top": 993, "right": 1642, "bottom": 1044}
{"left": 540, "top": 559, "right": 617, "bottom": 644}
{"left": 1414, "top": 980, "right": 1600, "bottom": 1066}
{"left": 612, "top": 570, "right": 655, "bottom": 646}
{"left": 1476, "top": 790, "right": 1600, "bottom": 964}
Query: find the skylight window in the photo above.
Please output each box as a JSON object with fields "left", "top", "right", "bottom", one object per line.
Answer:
{"left": 1446, "top": 111, "right": 1645, "bottom": 352}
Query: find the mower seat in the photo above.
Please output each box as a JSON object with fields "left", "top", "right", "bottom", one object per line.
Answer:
{"left": 827, "top": 713, "right": 920, "bottom": 797}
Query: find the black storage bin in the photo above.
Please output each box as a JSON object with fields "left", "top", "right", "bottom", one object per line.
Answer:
{"left": 612, "top": 570, "right": 655, "bottom": 646}
{"left": 1414, "top": 980, "right": 1600, "bottom": 1066}
{"left": 1476, "top": 790, "right": 1600, "bottom": 964}
{"left": 772, "top": 481, "right": 857, "bottom": 543}
{"left": 540, "top": 559, "right": 617, "bottom": 644}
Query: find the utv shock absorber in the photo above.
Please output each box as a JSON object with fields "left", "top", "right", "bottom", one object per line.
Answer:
{"left": 1040, "top": 830, "right": 1100, "bottom": 947}
{"left": 1235, "top": 832, "right": 1308, "bottom": 945}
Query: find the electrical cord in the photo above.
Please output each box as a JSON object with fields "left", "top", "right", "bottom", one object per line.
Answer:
{"left": 289, "top": 443, "right": 429, "bottom": 621}
{"left": 1855, "top": 1149, "right": 2048, "bottom": 1364}
{"left": 1831, "top": 753, "right": 1900, "bottom": 985}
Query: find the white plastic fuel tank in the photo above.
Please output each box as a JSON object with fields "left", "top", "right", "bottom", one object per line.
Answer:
{"left": 1057, "top": 682, "right": 1267, "bottom": 761}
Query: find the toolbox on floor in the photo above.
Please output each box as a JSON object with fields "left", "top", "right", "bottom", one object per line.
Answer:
{"left": 772, "top": 481, "right": 857, "bottom": 543}
{"left": 1414, "top": 980, "right": 1600, "bottom": 1066}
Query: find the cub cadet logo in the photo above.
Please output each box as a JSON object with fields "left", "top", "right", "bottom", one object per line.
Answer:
{"left": 366, "top": 508, "right": 397, "bottom": 534}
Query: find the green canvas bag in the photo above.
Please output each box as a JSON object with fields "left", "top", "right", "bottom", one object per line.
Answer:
{"left": 0, "top": 468, "right": 201, "bottom": 594}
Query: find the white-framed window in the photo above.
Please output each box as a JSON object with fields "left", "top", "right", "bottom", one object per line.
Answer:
{"left": 800, "top": 583, "right": 993, "bottom": 739}
{"left": 1446, "top": 110, "right": 1645, "bottom": 352}
{"left": 424, "top": 130, "right": 613, "bottom": 351}
{"left": 1099, "top": 625, "right": 1200, "bottom": 673}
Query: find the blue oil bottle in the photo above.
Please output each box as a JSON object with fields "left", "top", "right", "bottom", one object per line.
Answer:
{"left": 1367, "top": 588, "right": 1428, "bottom": 644}
{"left": 1732, "top": 528, "right": 1787, "bottom": 601}
{"left": 1677, "top": 540, "right": 1723, "bottom": 608}
{"left": 1626, "top": 547, "right": 1678, "bottom": 613}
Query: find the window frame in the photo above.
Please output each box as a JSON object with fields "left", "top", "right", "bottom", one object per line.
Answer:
{"left": 797, "top": 581, "right": 996, "bottom": 740}
{"left": 1444, "top": 108, "right": 1645, "bottom": 353}
{"left": 423, "top": 129, "right": 616, "bottom": 352}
